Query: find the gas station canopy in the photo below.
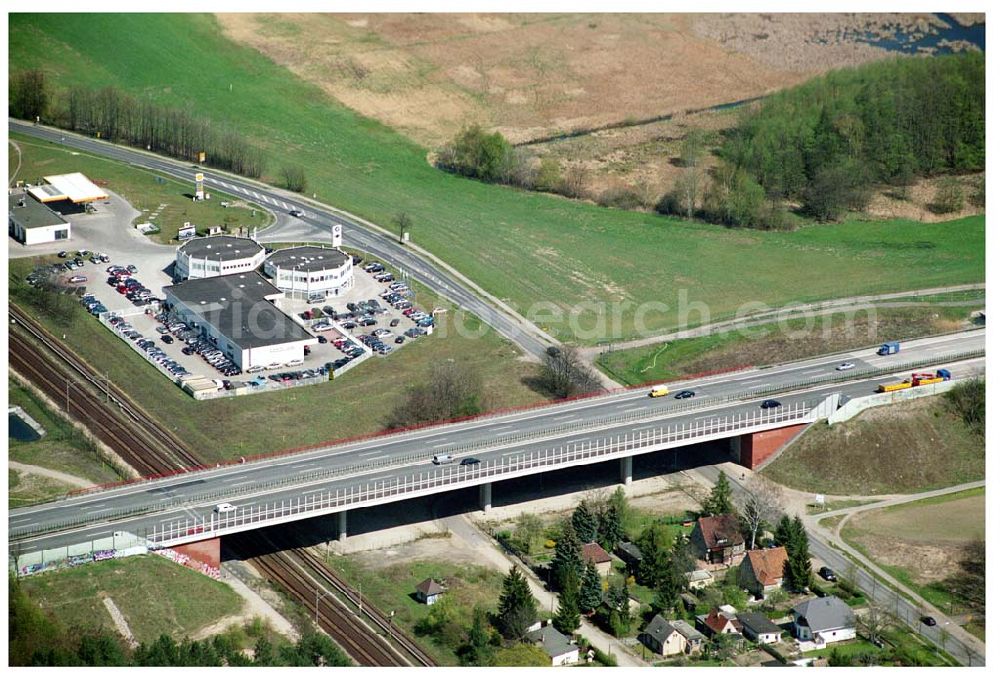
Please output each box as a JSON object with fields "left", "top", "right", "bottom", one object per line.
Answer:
{"left": 28, "top": 172, "right": 108, "bottom": 204}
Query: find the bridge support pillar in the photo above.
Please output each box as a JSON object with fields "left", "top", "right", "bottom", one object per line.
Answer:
{"left": 728, "top": 436, "right": 742, "bottom": 462}
{"left": 338, "top": 511, "right": 347, "bottom": 543}
{"left": 737, "top": 424, "right": 808, "bottom": 470}
{"left": 479, "top": 482, "right": 492, "bottom": 513}
{"left": 620, "top": 456, "right": 632, "bottom": 485}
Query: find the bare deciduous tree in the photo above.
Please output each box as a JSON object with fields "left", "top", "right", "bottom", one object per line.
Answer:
{"left": 739, "top": 475, "right": 783, "bottom": 550}
{"left": 537, "top": 347, "right": 602, "bottom": 399}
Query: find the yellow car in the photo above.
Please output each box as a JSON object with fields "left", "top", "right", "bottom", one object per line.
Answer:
{"left": 648, "top": 385, "right": 670, "bottom": 398}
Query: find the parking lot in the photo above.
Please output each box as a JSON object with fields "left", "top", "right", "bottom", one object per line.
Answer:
{"left": 15, "top": 188, "right": 437, "bottom": 398}
{"left": 278, "top": 258, "right": 436, "bottom": 358}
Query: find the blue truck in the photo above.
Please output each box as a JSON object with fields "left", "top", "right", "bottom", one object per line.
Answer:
{"left": 876, "top": 341, "right": 900, "bottom": 356}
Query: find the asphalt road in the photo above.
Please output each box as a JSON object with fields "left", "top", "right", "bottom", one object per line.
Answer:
{"left": 10, "top": 330, "right": 983, "bottom": 554}
{"left": 9, "top": 119, "right": 553, "bottom": 359}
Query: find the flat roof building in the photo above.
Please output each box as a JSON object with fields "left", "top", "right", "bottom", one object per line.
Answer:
{"left": 163, "top": 272, "right": 316, "bottom": 370}
{"left": 28, "top": 172, "right": 108, "bottom": 204}
{"left": 175, "top": 235, "right": 266, "bottom": 280}
{"left": 263, "top": 245, "right": 354, "bottom": 301}
{"left": 9, "top": 192, "right": 71, "bottom": 246}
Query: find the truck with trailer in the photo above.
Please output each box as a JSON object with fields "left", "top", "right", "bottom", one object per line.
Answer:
{"left": 876, "top": 369, "right": 951, "bottom": 393}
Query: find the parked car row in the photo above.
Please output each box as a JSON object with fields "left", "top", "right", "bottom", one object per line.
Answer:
{"left": 153, "top": 314, "right": 243, "bottom": 378}
{"left": 79, "top": 294, "right": 107, "bottom": 316}
{"left": 107, "top": 315, "right": 191, "bottom": 378}
{"left": 105, "top": 265, "right": 159, "bottom": 307}
{"left": 332, "top": 337, "right": 367, "bottom": 359}
{"left": 358, "top": 332, "right": 393, "bottom": 355}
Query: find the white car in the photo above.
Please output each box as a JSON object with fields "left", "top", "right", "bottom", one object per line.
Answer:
{"left": 214, "top": 502, "right": 237, "bottom": 514}
{"left": 836, "top": 362, "right": 856, "bottom": 371}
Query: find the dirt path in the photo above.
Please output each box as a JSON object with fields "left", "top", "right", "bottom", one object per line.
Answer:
{"left": 196, "top": 568, "right": 300, "bottom": 643}
{"left": 102, "top": 595, "right": 139, "bottom": 649}
{"left": 582, "top": 283, "right": 986, "bottom": 363}
{"left": 9, "top": 460, "right": 94, "bottom": 489}
{"left": 9, "top": 139, "right": 22, "bottom": 186}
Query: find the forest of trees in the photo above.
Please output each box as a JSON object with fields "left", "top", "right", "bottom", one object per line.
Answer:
{"left": 713, "top": 52, "right": 985, "bottom": 224}
{"left": 9, "top": 70, "right": 266, "bottom": 178}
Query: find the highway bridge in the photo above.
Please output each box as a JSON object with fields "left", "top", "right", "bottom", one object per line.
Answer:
{"left": 9, "top": 330, "right": 983, "bottom": 561}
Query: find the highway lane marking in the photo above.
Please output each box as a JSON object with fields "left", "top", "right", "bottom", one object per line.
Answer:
{"left": 490, "top": 424, "right": 513, "bottom": 431}
{"left": 432, "top": 442, "right": 452, "bottom": 449}
{"left": 802, "top": 368, "right": 825, "bottom": 374}
{"left": 553, "top": 414, "right": 576, "bottom": 420}
{"left": 359, "top": 450, "right": 383, "bottom": 457}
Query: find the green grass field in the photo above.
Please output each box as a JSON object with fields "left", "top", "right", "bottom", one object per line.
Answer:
{"left": 9, "top": 255, "right": 544, "bottom": 464}
{"left": 597, "top": 304, "right": 980, "bottom": 385}
{"left": 8, "top": 14, "right": 985, "bottom": 343}
{"left": 763, "top": 396, "right": 984, "bottom": 495}
{"left": 10, "top": 134, "right": 270, "bottom": 242}
{"left": 19, "top": 555, "right": 244, "bottom": 644}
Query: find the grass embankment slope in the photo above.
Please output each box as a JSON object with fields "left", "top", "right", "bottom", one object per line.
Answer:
{"left": 9, "top": 255, "right": 542, "bottom": 463}
{"left": 597, "top": 302, "right": 983, "bottom": 385}
{"left": 18, "top": 555, "right": 244, "bottom": 644}
{"left": 10, "top": 135, "right": 269, "bottom": 242}
{"left": 9, "top": 377, "right": 123, "bottom": 506}
{"left": 9, "top": 14, "right": 985, "bottom": 343}
{"left": 763, "top": 395, "right": 984, "bottom": 495}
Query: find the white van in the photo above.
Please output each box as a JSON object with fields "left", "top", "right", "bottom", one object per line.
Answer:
{"left": 286, "top": 358, "right": 304, "bottom": 367}
{"left": 432, "top": 454, "right": 454, "bottom": 465}
{"left": 214, "top": 502, "right": 237, "bottom": 513}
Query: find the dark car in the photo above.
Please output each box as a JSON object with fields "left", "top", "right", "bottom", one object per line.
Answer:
{"left": 290, "top": 208, "right": 304, "bottom": 217}
{"left": 161, "top": 335, "right": 174, "bottom": 344}
{"left": 818, "top": 566, "right": 837, "bottom": 582}
{"left": 390, "top": 318, "right": 400, "bottom": 327}
{"left": 921, "top": 616, "right": 937, "bottom": 627}
{"left": 58, "top": 250, "right": 69, "bottom": 258}
{"left": 760, "top": 399, "right": 782, "bottom": 409}
{"left": 317, "top": 336, "right": 328, "bottom": 344}
{"left": 460, "top": 457, "right": 481, "bottom": 466}
{"left": 395, "top": 336, "right": 405, "bottom": 344}
{"left": 674, "top": 390, "right": 696, "bottom": 399}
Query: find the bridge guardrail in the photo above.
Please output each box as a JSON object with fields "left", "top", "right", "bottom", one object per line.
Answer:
{"left": 149, "top": 399, "right": 828, "bottom": 544}
{"left": 10, "top": 349, "right": 982, "bottom": 539}
{"left": 47, "top": 345, "right": 984, "bottom": 503}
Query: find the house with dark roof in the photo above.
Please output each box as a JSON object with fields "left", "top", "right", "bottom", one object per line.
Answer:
{"left": 615, "top": 541, "right": 643, "bottom": 577}
{"left": 526, "top": 623, "right": 579, "bottom": 666}
{"left": 163, "top": 272, "right": 318, "bottom": 370}
{"left": 739, "top": 547, "right": 788, "bottom": 597}
{"left": 792, "top": 597, "right": 856, "bottom": 645}
{"left": 689, "top": 514, "right": 746, "bottom": 565}
{"left": 696, "top": 605, "right": 743, "bottom": 637}
{"left": 640, "top": 615, "right": 707, "bottom": 656}
{"left": 738, "top": 611, "right": 783, "bottom": 645}
{"left": 414, "top": 578, "right": 446, "bottom": 605}
{"left": 581, "top": 542, "right": 613, "bottom": 576}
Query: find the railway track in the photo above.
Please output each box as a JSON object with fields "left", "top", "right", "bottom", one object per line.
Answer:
{"left": 232, "top": 531, "right": 434, "bottom": 667}
{"left": 291, "top": 546, "right": 436, "bottom": 667}
{"left": 9, "top": 304, "right": 202, "bottom": 475}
